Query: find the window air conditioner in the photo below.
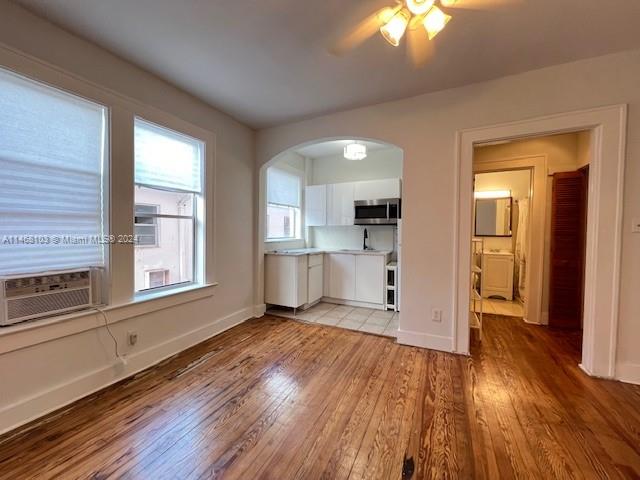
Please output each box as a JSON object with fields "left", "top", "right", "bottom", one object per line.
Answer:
{"left": 0, "top": 268, "right": 100, "bottom": 326}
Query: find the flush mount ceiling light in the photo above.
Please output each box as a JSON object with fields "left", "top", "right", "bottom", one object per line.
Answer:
{"left": 329, "top": 0, "right": 518, "bottom": 68}
{"left": 344, "top": 143, "right": 367, "bottom": 161}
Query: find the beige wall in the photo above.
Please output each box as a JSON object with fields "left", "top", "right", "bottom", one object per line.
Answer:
{"left": 0, "top": 2, "right": 256, "bottom": 433}
{"left": 256, "top": 49, "right": 640, "bottom": 382}
{"left": 309, "top": 147, "right": 403, "bottom": 185}
{"left": 474, "top": 133, "right": 589, "bottom": 323}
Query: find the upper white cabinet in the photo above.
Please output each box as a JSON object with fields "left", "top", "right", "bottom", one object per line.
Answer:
{"left": 355, "top": 255, "right": 385, "bottom": 304}
{"left": 328, "top": 253, "right": 356, "bottom": 300}
{"left": 305, "top": 185, "right": 327, "bottom": 227}
{"left": 327, "top": 182, "right": 355, "bottom": 226}
{"left": 354, "top": 178, "right": 401, "bottom": 201}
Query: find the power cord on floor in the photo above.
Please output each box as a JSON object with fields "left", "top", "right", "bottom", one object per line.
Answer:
{"left": 94, "top": 307, "right": 127, "bottom": 365}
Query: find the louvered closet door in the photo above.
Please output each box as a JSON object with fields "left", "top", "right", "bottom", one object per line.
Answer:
{"left": 549, "top": 170, "right": 588, "bottom": 329}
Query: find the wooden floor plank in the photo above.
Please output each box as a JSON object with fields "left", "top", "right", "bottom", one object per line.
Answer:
{"left": 0, "top": 314, "right": 639, "bottom": 479}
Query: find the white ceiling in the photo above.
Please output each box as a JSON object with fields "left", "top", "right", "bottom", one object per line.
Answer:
{"left": 295, "top": 140, "right": 392, "bottom": 159}
{"left": 13, "top": 0, "right": 640, "bottom": 128}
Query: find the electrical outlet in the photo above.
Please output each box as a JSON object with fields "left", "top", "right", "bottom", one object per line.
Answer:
{"left": 632, "top": 218, "right": 640, "bottom": 233}
{"left": 127, "top": 331, "right": 138, "bottom": 346}
{"left": 431, "top": 309, "right": 443, "bottom": 323}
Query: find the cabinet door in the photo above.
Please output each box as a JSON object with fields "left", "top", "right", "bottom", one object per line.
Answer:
{"left": 327, "top": 183, "right": 355, "bottom": 226}
{"left": 305, "top": 185, "right": 327, "bottom": 227}
{"left": 482, "top": 254, "right": 514, "bottom": 300}
{"left": 308, "top": 264, "right": 323, "bottom": 304}
{"left": 354, "top": 179, "right": 401, "bottom": 201}
{"left": 355, "top": 255, "right": 385, "bottom": 304}
{"left": 328, "top": 254, "right": 356, "bottom": 300}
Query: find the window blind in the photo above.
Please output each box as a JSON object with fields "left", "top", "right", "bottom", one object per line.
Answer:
{"left": 134, "top": 118, "right": 203, "bottom": 193}
{"left": 0, "top": 68, "right": 107, "bottom": 275}
{"left": 267, "top": 168, "right": 301, "bottom": 208}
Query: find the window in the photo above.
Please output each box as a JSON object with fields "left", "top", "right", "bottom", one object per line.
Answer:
{"left": 134, "top": 118, "right": 204, "bottom": 293}
{"left": 266, "top": 167, "right": 301, "bottom": 240}
{"left": 134, "top": 204, "right": 159, "bottom": 246}
{"left": 0, "top": 68, "right": 107, "bottom": 275}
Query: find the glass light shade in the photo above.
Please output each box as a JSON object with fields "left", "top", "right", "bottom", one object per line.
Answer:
{"left": 422, "top": 6, "right": 452, "bottom": 40}
{"left": 406, "top": 0, "right": 435, "bottom": 15}
{"left": 344, "top": 143, "right": 367, "bottom": 161}
{"left": 380, "top": 9, "right": 410, "bottom": 47}
{"left": 474, "top": 190, "right": 511, "bottom": 199}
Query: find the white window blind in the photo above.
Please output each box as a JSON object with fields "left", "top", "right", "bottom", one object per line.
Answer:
{"left": 0, "top": 68, "right": 107, "bottom": 275}
{"left": 134, "top": 118, "right": 203, "bottom": 193}
{"left": 267, "top": 168, "right": 301, "bottom": 207}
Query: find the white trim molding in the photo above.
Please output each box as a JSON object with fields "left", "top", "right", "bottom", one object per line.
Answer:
{"left": 397, "top": 329, "right": 454, "bottom": 352}
{"left": 453, "top": 105, "right": 627, "bottom": 380}
{"left": 615, "top": 363, "right": 640, "bottom": 386}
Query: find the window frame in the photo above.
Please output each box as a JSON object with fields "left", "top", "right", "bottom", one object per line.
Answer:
{"left": 133, "top": 117, "right": 206, "bottom": 296}
{"left": 265, "top": 166, "right": 303, "bottom": 242}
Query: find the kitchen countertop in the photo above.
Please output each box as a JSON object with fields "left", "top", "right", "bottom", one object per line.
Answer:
{"left": 265, "top": 248, "right": 392, "bottom": 257}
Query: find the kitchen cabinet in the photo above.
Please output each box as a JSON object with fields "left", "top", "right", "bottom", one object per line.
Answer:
{"left": 305, "top": 185, "right": 327, "bottom": 227}
{"left": 354, "top": 178, "right": 401, "bottom": 201}
{"left": 327, "top": 182, "right": 355, "bottom": 226}
{"left": 482, "top": 252, "right": 514, "bottom": 300}
{"left": 265, "top": 254, "right": 308, "bottom": 308}
{"left": 355, "top": 255, "right": 385, "bottom": 304}
{"left": 328, "top": 253, "right": 356, "bottom": 300}
{"left": 307, "top": 254, "right": 324, "bottom": 304}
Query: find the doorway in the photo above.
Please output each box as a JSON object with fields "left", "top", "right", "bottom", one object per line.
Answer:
{"left": 454, "top": 105, "right": 627, "bottom": 379}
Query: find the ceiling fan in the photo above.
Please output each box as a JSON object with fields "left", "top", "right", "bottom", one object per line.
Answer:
{"left": 330, "top": 0, "right": 520, "bottom": 67}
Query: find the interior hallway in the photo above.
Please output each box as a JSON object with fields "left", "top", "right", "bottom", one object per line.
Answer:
{"left": 0, "top": 315, "right": 638, "bottom": 479}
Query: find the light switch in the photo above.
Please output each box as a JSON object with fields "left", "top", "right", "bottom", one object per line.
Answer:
{"left": 633, "top": 219, "right": 640, "bottom": 233}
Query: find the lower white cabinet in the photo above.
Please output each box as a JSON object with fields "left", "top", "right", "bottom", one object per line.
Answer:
{"left": 482, "top": 252, "right": 514, "bottom": 300}
{"left": 265, "top": 254, "right": 308, "bottom": 308}
{"left": 327, "top": 253, "right": 386, "bottom": 306}
{"left": 355, "top": 255, "right": 385, "bottom": 304}
{"left": 328, "top": 253, "right": 356, "bottom": 300}
{"left": 307, "top": 254, "right": 324, "bottom": 304}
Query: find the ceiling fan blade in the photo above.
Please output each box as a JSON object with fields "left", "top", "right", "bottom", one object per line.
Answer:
{"left": 329, "top": 5, "right": 401, "bottom": 56}
{"left": 406, "top": 27, "right": 434, "bottom": 68}
{"left": 440, "top": 0, "right": 522, "bottom": 10}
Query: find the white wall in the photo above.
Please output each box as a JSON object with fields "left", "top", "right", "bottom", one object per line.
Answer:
{"left": 309, "top": 147, "right": 403, "bottom": 185}
{"left": 256, "top": 49, "right": 640, "bottom": 384}
{"left": 0, "top": 2, "right": 256, "bottom": 433}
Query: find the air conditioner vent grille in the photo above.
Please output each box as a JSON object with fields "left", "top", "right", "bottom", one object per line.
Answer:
{"left": 7, "top": 288, "right": 90, "bottom": 320}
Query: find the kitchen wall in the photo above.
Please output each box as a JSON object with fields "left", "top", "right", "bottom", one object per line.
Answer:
{"left": 307, "top": 146, "right": 402, "bottom": 253}
{"left": 474, "top": 132, "right": 589, "bottom": 323}
{"left": 0, "top": 2, "right": 255, "bottom": 433}
{"left": 256, "top": 49, "right": 640, "bottom": 384}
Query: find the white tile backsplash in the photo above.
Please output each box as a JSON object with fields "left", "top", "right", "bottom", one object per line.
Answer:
{"left": 309, "top": 225, "right": 396, "bottom": 252}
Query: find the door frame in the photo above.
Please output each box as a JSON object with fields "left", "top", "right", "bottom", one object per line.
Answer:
{"left": 453, "top": 105, "right": 627, "bottom": 379}
{"left": 473, "top": 158, "right": 545, "bottom": 325}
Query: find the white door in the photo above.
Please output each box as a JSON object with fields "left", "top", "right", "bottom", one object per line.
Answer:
{"left": 305, "top": 185, "right": 327, "bottom": 227}
{"left": 308, "top": 264, "right": 323, "bottom": 304}
{"left": 327, "top": 183, "right": 355, "bottom": 226}
{"left": 328, "top": 253, "right": 356, "bottom": 300}
{"left": 354, "top": 179, "right": 401, "bottom": 201}
{"left": 355, "top": 255, "right": 385, "bottom": 304}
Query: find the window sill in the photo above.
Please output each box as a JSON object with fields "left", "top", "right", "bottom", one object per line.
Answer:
{"left": 0, "top": 282, "right": 218, "bottom": 355}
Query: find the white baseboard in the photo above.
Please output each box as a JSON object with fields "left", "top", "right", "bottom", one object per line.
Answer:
{"left": 615, "top": 362, "right": 640, "bottom": 385}
{"left": 254, "top": 304, "right": 266, "bottom": 317}
{"left": 0, "top": 305, "right": 257, "bottom": 436}
{"left": 396, "top": 329, "right": 454, "bottom": 353}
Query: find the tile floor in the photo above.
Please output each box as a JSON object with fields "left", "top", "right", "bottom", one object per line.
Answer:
{"left": 266, "top": 302, "right": 399, "bottom": 338}
{"left": 473, "top": 298, "right": 524, "bottom": 317}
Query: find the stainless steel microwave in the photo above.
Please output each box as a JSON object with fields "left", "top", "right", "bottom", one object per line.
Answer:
{"left": 354, "top": 198, "right": 401, "bottom": 225}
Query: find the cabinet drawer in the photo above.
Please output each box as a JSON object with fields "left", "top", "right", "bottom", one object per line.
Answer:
{"left": 308, "top": 253, "right": 323, "bottom": 267}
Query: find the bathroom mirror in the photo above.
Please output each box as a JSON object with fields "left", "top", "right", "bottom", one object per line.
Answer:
{"left": 475, "top": 197, "right": 512, "bottom": 237}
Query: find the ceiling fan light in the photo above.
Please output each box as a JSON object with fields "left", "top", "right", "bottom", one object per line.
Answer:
{"left": 422, "top": 6, "right": 452, "bottom": 40}
{"left": 380, "top": 9, "right": 410, "bottom": 47}
{"left": 406, "top": 0, "right": 435, "bottom": 15}
{"left": 344, "top": 143, "right": 367, "bottom": 161}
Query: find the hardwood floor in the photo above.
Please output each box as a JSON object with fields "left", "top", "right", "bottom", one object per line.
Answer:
{"left": 0, "top": 314, "right": 639, "bottom": 479}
